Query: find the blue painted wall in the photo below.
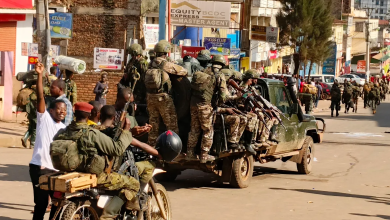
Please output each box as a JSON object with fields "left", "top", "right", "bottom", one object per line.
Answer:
{"left": 173, "top": 26, "right": 203, "bottom": 46}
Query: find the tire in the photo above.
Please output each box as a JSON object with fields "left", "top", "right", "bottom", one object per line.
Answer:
{"left": 154, "top": 171, "right": 179, "bottom": 182}
{"left": 146, "top": 183, "right": 172, "bottom": 220}
{"left": 61, "top": 201, "right": 99, "bottom": 220}
{"left": 230, "top": 155, "right": 254, "bottom": 188}
{"left": 296, "top": 136, "right": 314, "bottom": 174}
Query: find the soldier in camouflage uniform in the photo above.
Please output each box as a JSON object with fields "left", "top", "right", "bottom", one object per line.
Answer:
{"left": 330, "top": 80, "right": 341, "bottom": 117}
{"left": 145, "top": 40, "right": 187, "bottom": 147}
{"left": 342, "top": 81, "right": 354, "bottom": 113}
{"left": 369, "top": 83, "right": 380, "bottom": 114}
{"left": 118, "top": 43, "right": 149, "bottom": 104}
{"left": 64, "top": 70, "right": 77, "bottom": 106}
{"left": 363, "top": 82, "right": 371, "bottom": 108}
{"left": 148, "top": 49, "right": 156, "bottom": 65}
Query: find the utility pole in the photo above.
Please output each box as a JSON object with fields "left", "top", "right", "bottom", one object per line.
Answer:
{"left": 241, "top": 0, "right": 252, "bottom": 69}
{"left": 360, "top": 6, "right": 375, "bottom": 81}
{"left": 35, "top": 0, "right": 51, "bottom": 69}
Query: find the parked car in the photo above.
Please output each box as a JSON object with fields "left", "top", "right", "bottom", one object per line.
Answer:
{"left": 335, "top": 74, "right": 365, "bottom": 86}
{"left": 310, "top": 75, "right": 335, "bottom": 84}
{"left": 353, "top": 73, "right": 366, "bottom": 79}
{"left": 319, "top": 82, "right": 332, "bottom": 100}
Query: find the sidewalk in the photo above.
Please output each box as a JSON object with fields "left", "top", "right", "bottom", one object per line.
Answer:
{"left": 0, "top": 112, "right": 29, "bottom": 148}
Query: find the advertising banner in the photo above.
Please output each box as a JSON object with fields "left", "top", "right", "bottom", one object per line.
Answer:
{"left": 357, "top": 60, "right": 366, "bottom": 73}
{"left": 49, "top": 12, "right": 73, "bottom": 39}
{"left": 21, "top": 42, "right": 28, "bottom": 56}
{"left": 28, "top": 43, "right": 60, "bottom": 58}
{"left": 181, "top": 46, "right": 205, "bottom": 58}
{"left": 93, "top": 47, "right": 124, "bottom": 70}
{"left": 322, "top": 43, "right": 337, "bottom": 75}
{"left": 144, "top": 24, "right": 159, "bottom": 49}
{"left": 251, "top": 25, "right": 279, "bottom": 43}
{"left": 229, "top": 48, "right": 241, "bottom": 59}
{"left": 269, "top": 50, "right": 278, "bottom": 59}
{"left": 204, "top": 37, "right": 231, "bottom": 55}
{"left": 170, "top": 0, "right": 231, "bottom": 28}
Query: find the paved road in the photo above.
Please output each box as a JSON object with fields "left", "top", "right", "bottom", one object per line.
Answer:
{"left": 1, "top": 99, "right": 390, "bottom": 220}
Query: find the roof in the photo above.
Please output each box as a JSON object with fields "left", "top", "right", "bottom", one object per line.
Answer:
{"left": 379, "top": 20, "right": 389, "bottom": 26}
{"left": 333, "top": 19, "right": 347, "bottom": 25}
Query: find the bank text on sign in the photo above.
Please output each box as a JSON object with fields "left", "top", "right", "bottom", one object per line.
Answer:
{"left": 251, "top": 25, "right": 279, "bottom": 43}
{"left": 170, "top": 0, "right": 231, "bottom": 28}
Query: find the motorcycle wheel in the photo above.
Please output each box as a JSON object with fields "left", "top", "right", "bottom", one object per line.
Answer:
{"left": 146, "top": 183, "right": 172, "bottom": 220}
{"left": 61, "top": 201, "right": 99, "bottom": 220}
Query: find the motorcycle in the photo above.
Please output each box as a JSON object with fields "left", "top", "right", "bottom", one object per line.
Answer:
{"left": 49, "top": 148, "right": 172, "bottom": 220}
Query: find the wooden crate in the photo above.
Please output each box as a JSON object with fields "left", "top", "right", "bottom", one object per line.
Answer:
{"left": 39, "top": 172, "right": 97, "bottom": 193}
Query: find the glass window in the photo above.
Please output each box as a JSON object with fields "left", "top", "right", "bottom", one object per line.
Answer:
{"left": 324, "top": 76, "right": 334, "bottom": 83}
{"left": 274, "top": 86, "right": 291, "bottom": 114}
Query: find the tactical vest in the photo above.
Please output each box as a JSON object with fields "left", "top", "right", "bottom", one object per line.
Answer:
{"left": 369, "top": 88, "right": 380, "bottom": 99}
{"left": 145, "top": 60, "right": 171, "bottom": 94}
{"left": 50, "top": 127, "right": 106, "bottom": 174}
{"left": 191, "top": 71, "right": 216, "bottom": 104}
{"left": 330, "top": 87, "right": 340, "bottom": 100}
{"left": 344, "top": 86, "right": 353, "bottom": 96}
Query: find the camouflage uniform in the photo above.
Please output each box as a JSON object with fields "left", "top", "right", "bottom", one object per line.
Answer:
{"left": 369, "top": 84, "right": 380, "bottom": 114}
{"left": 342, "top": 83, "right": 354, "bottom": 113}
{"left": 65, "top": 79, "right": 77, "bottom": 105}
{"left": 187, "top": 104, "right": 214, "bottom": 153}
{"left": 146, "top": 57, "right": 187, "bottom": 147}
{"left": 119, "top": 57, "right": 149, "bottom": 104}
{"left": 363, "top": 82, "right": 371, "bottom": 108}
{"left": 55, "top": 122, "right": 139, "bottom": 202}
{"left": 330, "top": 83, "right": 341, "bottom": 117}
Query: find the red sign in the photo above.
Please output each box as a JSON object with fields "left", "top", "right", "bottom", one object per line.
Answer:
{"left": 181, "top": 46, "right": 205, "bottom": 58}
{"left": 357, "top": 60, "right": 366, "bottom": 73}
{"left": 269, "top": 50, "right": 278, "bottom": 59}
{"left": 28, "top": 56, "right": 38, "bottom": 65}
{"left": 385, "top": 38, "right": 390, "bottom": 46}
{"left": 0, "top": 0, "right": 33, "bottom": 9}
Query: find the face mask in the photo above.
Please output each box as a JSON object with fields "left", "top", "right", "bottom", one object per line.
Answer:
{"left": 212, "top": 64, "right": 222, "bottom": 74}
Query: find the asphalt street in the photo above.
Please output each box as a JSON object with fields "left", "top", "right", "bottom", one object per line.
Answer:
{"left": 0, "top": 99, "right": 390, "bottom": 220}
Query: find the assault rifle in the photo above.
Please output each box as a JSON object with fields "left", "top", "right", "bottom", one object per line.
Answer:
{"left": 228, "top": 79, "right": 286, "bottom": 130}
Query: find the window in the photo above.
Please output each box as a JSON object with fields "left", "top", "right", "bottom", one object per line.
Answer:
{"left": 381, "top": 1, "right": 384, "bottom": 6}
{"left": 324, "top": 76, "right": 334, "bottom": 83}
{"left": 355, "top": 22, "right": 364, "bottom": 32}
{"left": 380, "top": 9, "right": 384, "bottom": 14}
{"left": 376, "top": 0, "right": 379, "bottom": 5}
{"left": 274, "top": 87, "right": 291, "bottom": 114}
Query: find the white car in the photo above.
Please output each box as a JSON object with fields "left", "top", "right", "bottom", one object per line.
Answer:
{"left": 336, "top": 74, "right": 366, "bottom": 86}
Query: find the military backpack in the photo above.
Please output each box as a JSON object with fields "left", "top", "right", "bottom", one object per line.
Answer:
{"left": 369, "top": 88, "right": 379, "bottom": 99}
{"left": 50, "top": 127, "right": 106, "bottom": 174}
{"left": 191, "top": 71, "right": 216, "bottom": 103}
{"left": 144, "top": 60, "right": 171, "bottom": 93}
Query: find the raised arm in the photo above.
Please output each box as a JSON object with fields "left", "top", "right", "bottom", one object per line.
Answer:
{"left": 35, "top": 63, "right": 46, "bottom": 113}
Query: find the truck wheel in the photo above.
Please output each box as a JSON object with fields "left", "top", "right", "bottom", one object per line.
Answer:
{"left": 297, "top": 136, "right": 314, "bottom": 174}
{"left": 154, "top": 171, "right": 180, "bottom": 182}
{"left": 230, "top": 155, "right": 254, "bottom": 188}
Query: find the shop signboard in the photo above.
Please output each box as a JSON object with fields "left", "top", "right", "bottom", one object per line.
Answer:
{"left": 181, "top": 46, "right": 205, "bottom": 58}
{"left": 204, "top": 37, "right": 231, "bottom": 55}
{"left": 49, "top": 12, "right": 73, "bottom": 39}
{"left": 93, "top": 47, "right": 124, "bottom": 70}
{"left": 322, "top": 43, "right": 337, "bottom": 75}
{"left": 357, "top": 60, "right": 366, "bottom": 73}
{"left": 144, "top": 24, "right": 159, "bottom": 49}
{"left": 251, "top": 25, "right": 279, "bottom": 43}
{"left": 170, "top": 0, "right": 231, "bottom": 28}
{"left": 229, "top": 48, "right": 241, "bottom": 59}
{"left": 269, "top": 50, "right": 278, "bottom": 59}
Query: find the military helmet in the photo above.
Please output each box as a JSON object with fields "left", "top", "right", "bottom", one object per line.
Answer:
{"left": 220, "top": 69, "right": 233, "bottom": 79}
{"left": 155, "top": 130, "right": 182, "bottom": 162}
{"left": 129, "top": 43, "right": 143, "bottom": 56}
{"left": 374, "top": 83, "right": 379, "bottom": 87}
{"left": 148, "top": 49, "right": 156, "bottom": 58}
{"left": 197, "top": 50, "right": 211, "bottom": 61}
{"left": 232, "top": 71, "right": 243, "bottom": 81}
{"left": 154, "top": 40, "right": 171, "bottom": 53}
{"left": 243, "top": 69, "right": 259, "bottom": 81}
{"left": 347, "top": 81, "right": 352, "bottom": 86}
{"left": 211, "top": 55, "right": 226, "bottom": 66}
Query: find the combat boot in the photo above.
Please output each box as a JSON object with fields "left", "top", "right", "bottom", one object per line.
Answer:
{"left": 185, "top": 147, "right": 198, "bottom": 161}
{"left": 21, "top": 131, "right": 30, "bottom": 148}
{"left": 101, "top": 196, "right": 125, "bottom": 220}
{"left": 244, "top": 131, "right": 256, "bottom": 155}
{"left": 336, "top": 111, "right": 339, "bottom": 117}
{"left": 228, "top": 142, "right": 239, "bottom": 149}
{"left": 331, "top": 111, "right": 334, "bottom": 117}
{"left": 200, "top": 151, "right": 215, "bottom": 163}
{"left": 373, "top": 110, "right": 376, "bottom": 114}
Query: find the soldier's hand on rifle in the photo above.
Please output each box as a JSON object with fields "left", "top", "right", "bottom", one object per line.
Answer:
{"left": 35, "top": 62, "right": 44, "bottom": 75}
{"left": 226, "top": 108, "right": 236, "bottom": 115}
{"left": 123, "top": 117, "right": 131, "bottom": 131}
{"left": 236, "top": 91, "right": 243, "bottom": 98}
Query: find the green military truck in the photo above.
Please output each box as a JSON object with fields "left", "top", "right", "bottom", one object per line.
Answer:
{"left": 155, "top": 78, "right": 325, "bottom": 188}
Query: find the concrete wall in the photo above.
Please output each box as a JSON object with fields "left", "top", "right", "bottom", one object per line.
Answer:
{"left": 15, "top": 14, "right": 33, "bottom": 76}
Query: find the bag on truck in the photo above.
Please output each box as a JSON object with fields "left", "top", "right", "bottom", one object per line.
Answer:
{"left": 302, "top": 84, "right": 317, "bottom": 95}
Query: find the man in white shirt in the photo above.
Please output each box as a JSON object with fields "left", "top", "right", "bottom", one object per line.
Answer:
{"left": 29, "top": 62, "right": 67, "bottom": 220}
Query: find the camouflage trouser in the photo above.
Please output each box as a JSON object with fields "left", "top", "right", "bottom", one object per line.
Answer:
{"left": 27, "top": 117, "right": 37, "bottom": 143}
{"left": 135, "top": 161, "right": 156, "bottom": 185}
{"left": 370, "top": 98, "right": 378, "bottom": 110}
{"left": 224, "top": 115, "right": 241, "bottom": 143}
{"left": 246, "top": 112, "right": 258, "bottom": 132}
{"left": 236, "top": 115, "right": 248, "bottom": 142}
{"left": 187, "top": 104, "right": 214, "bottom": 152}
{"left": 147, "top": 93, "right": 179, "bottom": 147}
{"left": 97, "top": 172, "right": 140, "bottom": 201}
{"left": 364, "top": 92, "right": 369, "bottom": 107}
{"left": 258, "top": 118, "right": 278, "bottom": 142}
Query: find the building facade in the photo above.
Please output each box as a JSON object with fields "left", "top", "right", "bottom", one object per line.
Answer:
{"left": 358, "top": 0, "right": 389, "bottom": 20}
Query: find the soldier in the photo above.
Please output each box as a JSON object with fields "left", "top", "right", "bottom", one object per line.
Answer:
{"left": 342, "top": 81, "right": 354, "bottom": 113}
{"left": 118, "top": 43, "right": 148, "bottom": 104}
{"left": 53, "top": 102, "right": 161, "bottom": 219}
{"left": 64, "top": 70, "right": 77, "bottom": 106}
{"left": 363, "top": 82, "right": 371, "bottom": 108}
{"left": 197, "top": 49, "right": 212, "bottom": 69}
{"left": 145, "top": 40, "right": 187, "bottom": 147}
{"left": 148, "top": 49, "right": 156, "bottom": 64}
{"left": 369, "top": 83, "right": 380, "bottom": 114}
{"left": 330, "top": 80, "right": 341, "bottom": 117}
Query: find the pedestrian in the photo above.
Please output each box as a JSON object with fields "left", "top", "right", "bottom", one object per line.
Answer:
{"left": 29, "top": 62, "right": 67, "bottom": 220}
{"left": 87, "top": 101, "right": 102, "bottom": 126}
{"left": 64, "top": 69, "right": 77, "bottom": 106}
{"left": 50, "top": 78, "right": 73, "bottom": 126}
{"left": 145, "top": 40, "right": 187, "bottom": 147}
{"left": 330, "top": 80, "right": 341, "bottom": 117}
{"left": 94, "top": 73, "right": 109, "bottom": 106}
{"left": 315, "top": 81, "right": 322, "bottom": 108}
{"left": 277, "top": 66, "right": 281, "bottom": 74}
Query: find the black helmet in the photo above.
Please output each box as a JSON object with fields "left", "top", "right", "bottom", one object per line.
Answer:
{"left": 155, "top": 130, "right": 182, "bottom": 162}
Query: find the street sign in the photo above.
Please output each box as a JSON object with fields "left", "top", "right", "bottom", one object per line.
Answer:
{"left": 93, "top": 47, "right": 124, "bottom": 70}
{"left": 357, "top": 60, "right": 366, "bottom": 73}
{"left": 204, "top": 37, "right": 231, "bottom": 55}
{"left": 49, "top": 12, "right": 73, "bottom": 39}
{"left": 251, "top": 25, "right": 279, "bottom": 43}
{"left": 322, "top": 43, "right": 337, "bottom": 75}
{"left": 181, "top": 46, "right": 205, "bottom": 58}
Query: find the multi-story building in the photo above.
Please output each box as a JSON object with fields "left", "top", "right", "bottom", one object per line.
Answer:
{"left": 358, "top": 0, "right": 389, "bottom": 20}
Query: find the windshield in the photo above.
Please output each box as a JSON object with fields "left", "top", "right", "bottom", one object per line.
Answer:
{"left": 324, "top": 76, "right": 334, "bottom": 83}
{"left": 354, "top": 75, "right": 361, "bottom": 78}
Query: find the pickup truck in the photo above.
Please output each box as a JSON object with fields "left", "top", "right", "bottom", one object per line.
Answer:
{"left": 154, "top": 78, "right": 326, "bottom": 188}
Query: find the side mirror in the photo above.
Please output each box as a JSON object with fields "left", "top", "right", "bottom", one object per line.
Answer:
{"left": 291, "top": 103, "right": 299, "bottom": 115}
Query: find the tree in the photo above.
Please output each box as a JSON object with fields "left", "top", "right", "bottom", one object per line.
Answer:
{"left": 277, "top": 0, "right": 334, "bottom": 79}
